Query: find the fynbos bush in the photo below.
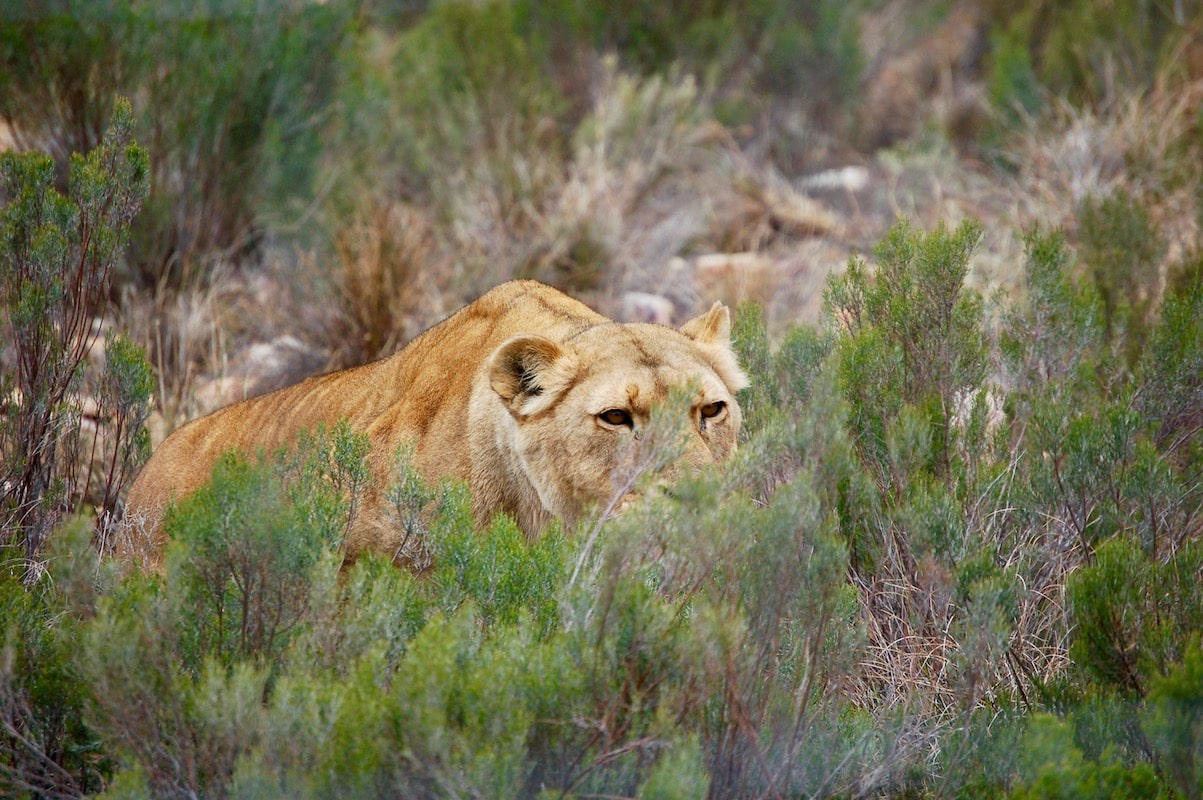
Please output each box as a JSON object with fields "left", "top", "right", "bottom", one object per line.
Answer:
{"left": 3, "top": 213, "right": 1201, "bottom": 797}
{"left": 0, "top": 1, "right": 354, "bottom": 287}
{"left": 0, "top": 98, "right": 150, "bottom": 574}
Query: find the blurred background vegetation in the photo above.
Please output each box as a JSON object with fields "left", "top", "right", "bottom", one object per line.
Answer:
{"left": 1, "top": 0, "right": 1201, "bottom": 797}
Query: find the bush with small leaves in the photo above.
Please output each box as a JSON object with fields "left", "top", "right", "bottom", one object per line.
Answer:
{"left": 988, "top": 0, "right": 1191, "bottom": 108}
{"left": 0, "top": 1, "right": 355, "bottom": 286}
{"left": 0, "top": 97, "right": 150, "bottom": 575}
{"left": 1077, "top": 188, "right": 1166, "bottom": 363}
{"left": 1142, "top": 638, "right": 1203, "bottom": 798}
{"left": 1007, "top": 714, "right": 1162, "bottom": 800}
{"left": 4, "top": 211, "right": 1202, "bottom": 798}
{"left": 0, "top": 521, "right": 110, "bottom": 798}
{"left": 163, "top": 421, "right": 369, "bottom": 671}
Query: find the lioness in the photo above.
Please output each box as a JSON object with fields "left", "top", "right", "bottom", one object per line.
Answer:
{"left": 124, "top": 280, "right": 747, "bottom": 567}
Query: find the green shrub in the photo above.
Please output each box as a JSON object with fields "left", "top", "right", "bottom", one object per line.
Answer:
{"left": 163, "top": 421, "right": 369, "bottom": 671}
{"left": 1008, "top": 714, "right": 1162, "bottom": 800}
{"left": 988, "top": 0, "right": 1194, "bottom": 108}
{"left": 514, "top": 0, "right": 865, "bottom": 124}
{"left": 1138, "top": 264, "right": 1203, "bottom": 468}
{"left": 1069, "top": 538, "right": 1203, "bottom": 699}
{"left": 80, "top": 428, "right": 364, "bottom": 796}
{"left": 0, "top": 521, "right": 109, "bottom": 797}
{"left": 1142, "top": 638, "right": 1203, "bottom": 798}
{"left": 0, "top": 1, "right": 354, "bottom": 286}
{"left": 429, "top": 509, "right": 566, "bottom": 636}
{"left": 825, "top": 218, "right": 987, "bottom": 489}
{"left": 5, "top": 208, "right": 1203, "bottom": 796}
{"left": 0, "top": 98, "right": 150, "bottom": 572}
{"left": 1077, "top": 188, "right": 1166, "bottom": 363}
{"left": 375, "top": 1, "right": 566, "bottom": 223}
{"left": 732, "top": 301, "right": 834, "bottom": 436}
{"left": 987, "top": 22, "right": 1043, "bottom": 130}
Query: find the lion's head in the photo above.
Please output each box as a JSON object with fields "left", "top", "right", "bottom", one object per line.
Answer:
{"left": 471, "top": 303, "right": 748, "bottom": 530}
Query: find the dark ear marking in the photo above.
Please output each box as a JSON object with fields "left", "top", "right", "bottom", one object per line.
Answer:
{"left": 519, "top": 367, "right": 543, "bottom": 396}
{"left": 489, "top": 334, "right": 578, "bottom": 417}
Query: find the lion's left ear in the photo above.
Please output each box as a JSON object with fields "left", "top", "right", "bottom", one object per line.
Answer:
{"left": 680, "top": 302, "right": 749, "bottom": 393}
{"left": 489, "top": 335, "right": 579, "bottom": 418}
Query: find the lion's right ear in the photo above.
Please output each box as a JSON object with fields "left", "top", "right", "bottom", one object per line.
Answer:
{"left": 489, "top": 335, "right": 579, "bottom": 418}
{"left": 680, "top": 302, "right": 749, "bottom": 394}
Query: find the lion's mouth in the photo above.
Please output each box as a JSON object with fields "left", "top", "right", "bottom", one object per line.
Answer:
{"left": 608, "top": 480, "right": 681, "bottom": 518}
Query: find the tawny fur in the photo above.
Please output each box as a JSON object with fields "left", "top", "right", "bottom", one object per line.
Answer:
{"left": 123, "top": 280, "right": 747, "bottom": 568}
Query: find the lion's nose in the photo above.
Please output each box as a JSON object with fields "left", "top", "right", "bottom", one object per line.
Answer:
{"left": 681, "top": 427, "right": 716, "bottom": 468}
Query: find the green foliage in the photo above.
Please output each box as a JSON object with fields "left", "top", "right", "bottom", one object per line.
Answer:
{"left": 0, "top": 97, "right": 150, "bottom": 571}
{"left": 0, "top": 521, "right": 109, "bottom": 797}
{"left": 732, "top": 300, "right": 835, "bottom": 436}
{"left": 1077, "top": 188, "right": 1165, "bottom": 362}
{"left": 3, "top": 214, "right": 1202, "bottom": 796}
{"left": 1138, "top": 256, "right": 1203, "bottom": 466}
{"left": 0, "top": 0, "right": 355, "bottom": 285}
{"left": 324, "top": 0, "right": 868, "bottom": 302}
{"left": 987, "top": 23, "right": 1043, "bottom": 128}
{"left": 1143, "top": 639, "right": 1203, "bottom": 799}
{"left": 430, "top": 511, "right": 566, "bottom": 636}
{"left": 637, "top": 735, "right": 709, "bottom": 799}
{"left": 826, "top": 219, "right": 987, "bottom": 486}
{"left": 514, "top": 0, "right": 865, "bottom": 121}
{"left": 389, "top": 0, "right": 565, "bottom": 204}
{"left": 326, "top": 0, "right": 575, "bottom": 293}
{"left": 1008, "top": 714, "right": 1163, "bottom": 800}
{"left": 1068, "top": 538, "right": 1203, "bottom": 698}
{"left": 163, "top": 421, "right": 368, "bottom": 670}
{"left": 988, "top": 0, "right": 1193, "bottom": 108}
{"left": 830, "top": 218, "right": 987, "bottom": 407}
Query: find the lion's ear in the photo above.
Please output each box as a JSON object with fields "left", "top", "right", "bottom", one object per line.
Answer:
{"left": 679, "top": 302, "right": 731, "bottom": 345}
{"left": 489, "top": 335, "right": 579, "bottom": 418}
{"left": 679, "top": 302, "right": 749, "bottom": 393}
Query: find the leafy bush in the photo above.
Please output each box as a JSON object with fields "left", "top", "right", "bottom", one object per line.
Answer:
{"left": 2, "top": 211, "right": 1202, "bottom": 797}
{"left": 1068, "top": 537, "right": 1203, "bottom": 697}
{"left": 514, "top": 0, "right": 865, "bottom": 124}
{"left": 80, "top": 426, "right": 371, "bottom": 797}
{"left": 0, "top": 98, "right": 150, "bottom": 573}
{"left": 0, "top": 521, "right": 110, "bottom": 797}
{"left": 1142, "top": 639, "right": 1203, "bottom": 798}
{"left": 988, "top": 1, "right": 1196, "bottom": 108}
{"left": 987, "top": 24, "right": 1043, "bottom": 129}
{"left": 0, "top": 0, "right": 355, "bottom": 287}
{"left": 825, "top": 218, "right": 987, "bottom": 487}
{"left": 1077, "top": 188, "right": 1166, "bottom": 362}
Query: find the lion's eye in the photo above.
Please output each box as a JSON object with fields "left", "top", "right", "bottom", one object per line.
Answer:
{"left": 598, "top": 408, "right": 633, "bottom": 427}
{"left": 699, "top": 401, "right": 726, "bottom": 420}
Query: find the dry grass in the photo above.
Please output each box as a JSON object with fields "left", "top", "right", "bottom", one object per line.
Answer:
{"left": 117, "top": 260, "right": 313, "bottom": 443}
{"left": 434, "top": 57, "right": 718, "bottom": 303}
{"left": 322, "top": 201, "right": 446, "bottom": 368}
{"left": 1010, "top": 70, "right": 1203, "bottom": 277}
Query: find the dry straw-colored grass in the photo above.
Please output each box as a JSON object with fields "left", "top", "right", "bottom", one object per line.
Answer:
{"left": 120, "top": 271, "right": 233, "bottom": 439}
{"left": 325, "top": 201, "right": 445, "bottom": 368}
{"left": 1012, "top": 70, "right": 1203, "bottom": 271}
